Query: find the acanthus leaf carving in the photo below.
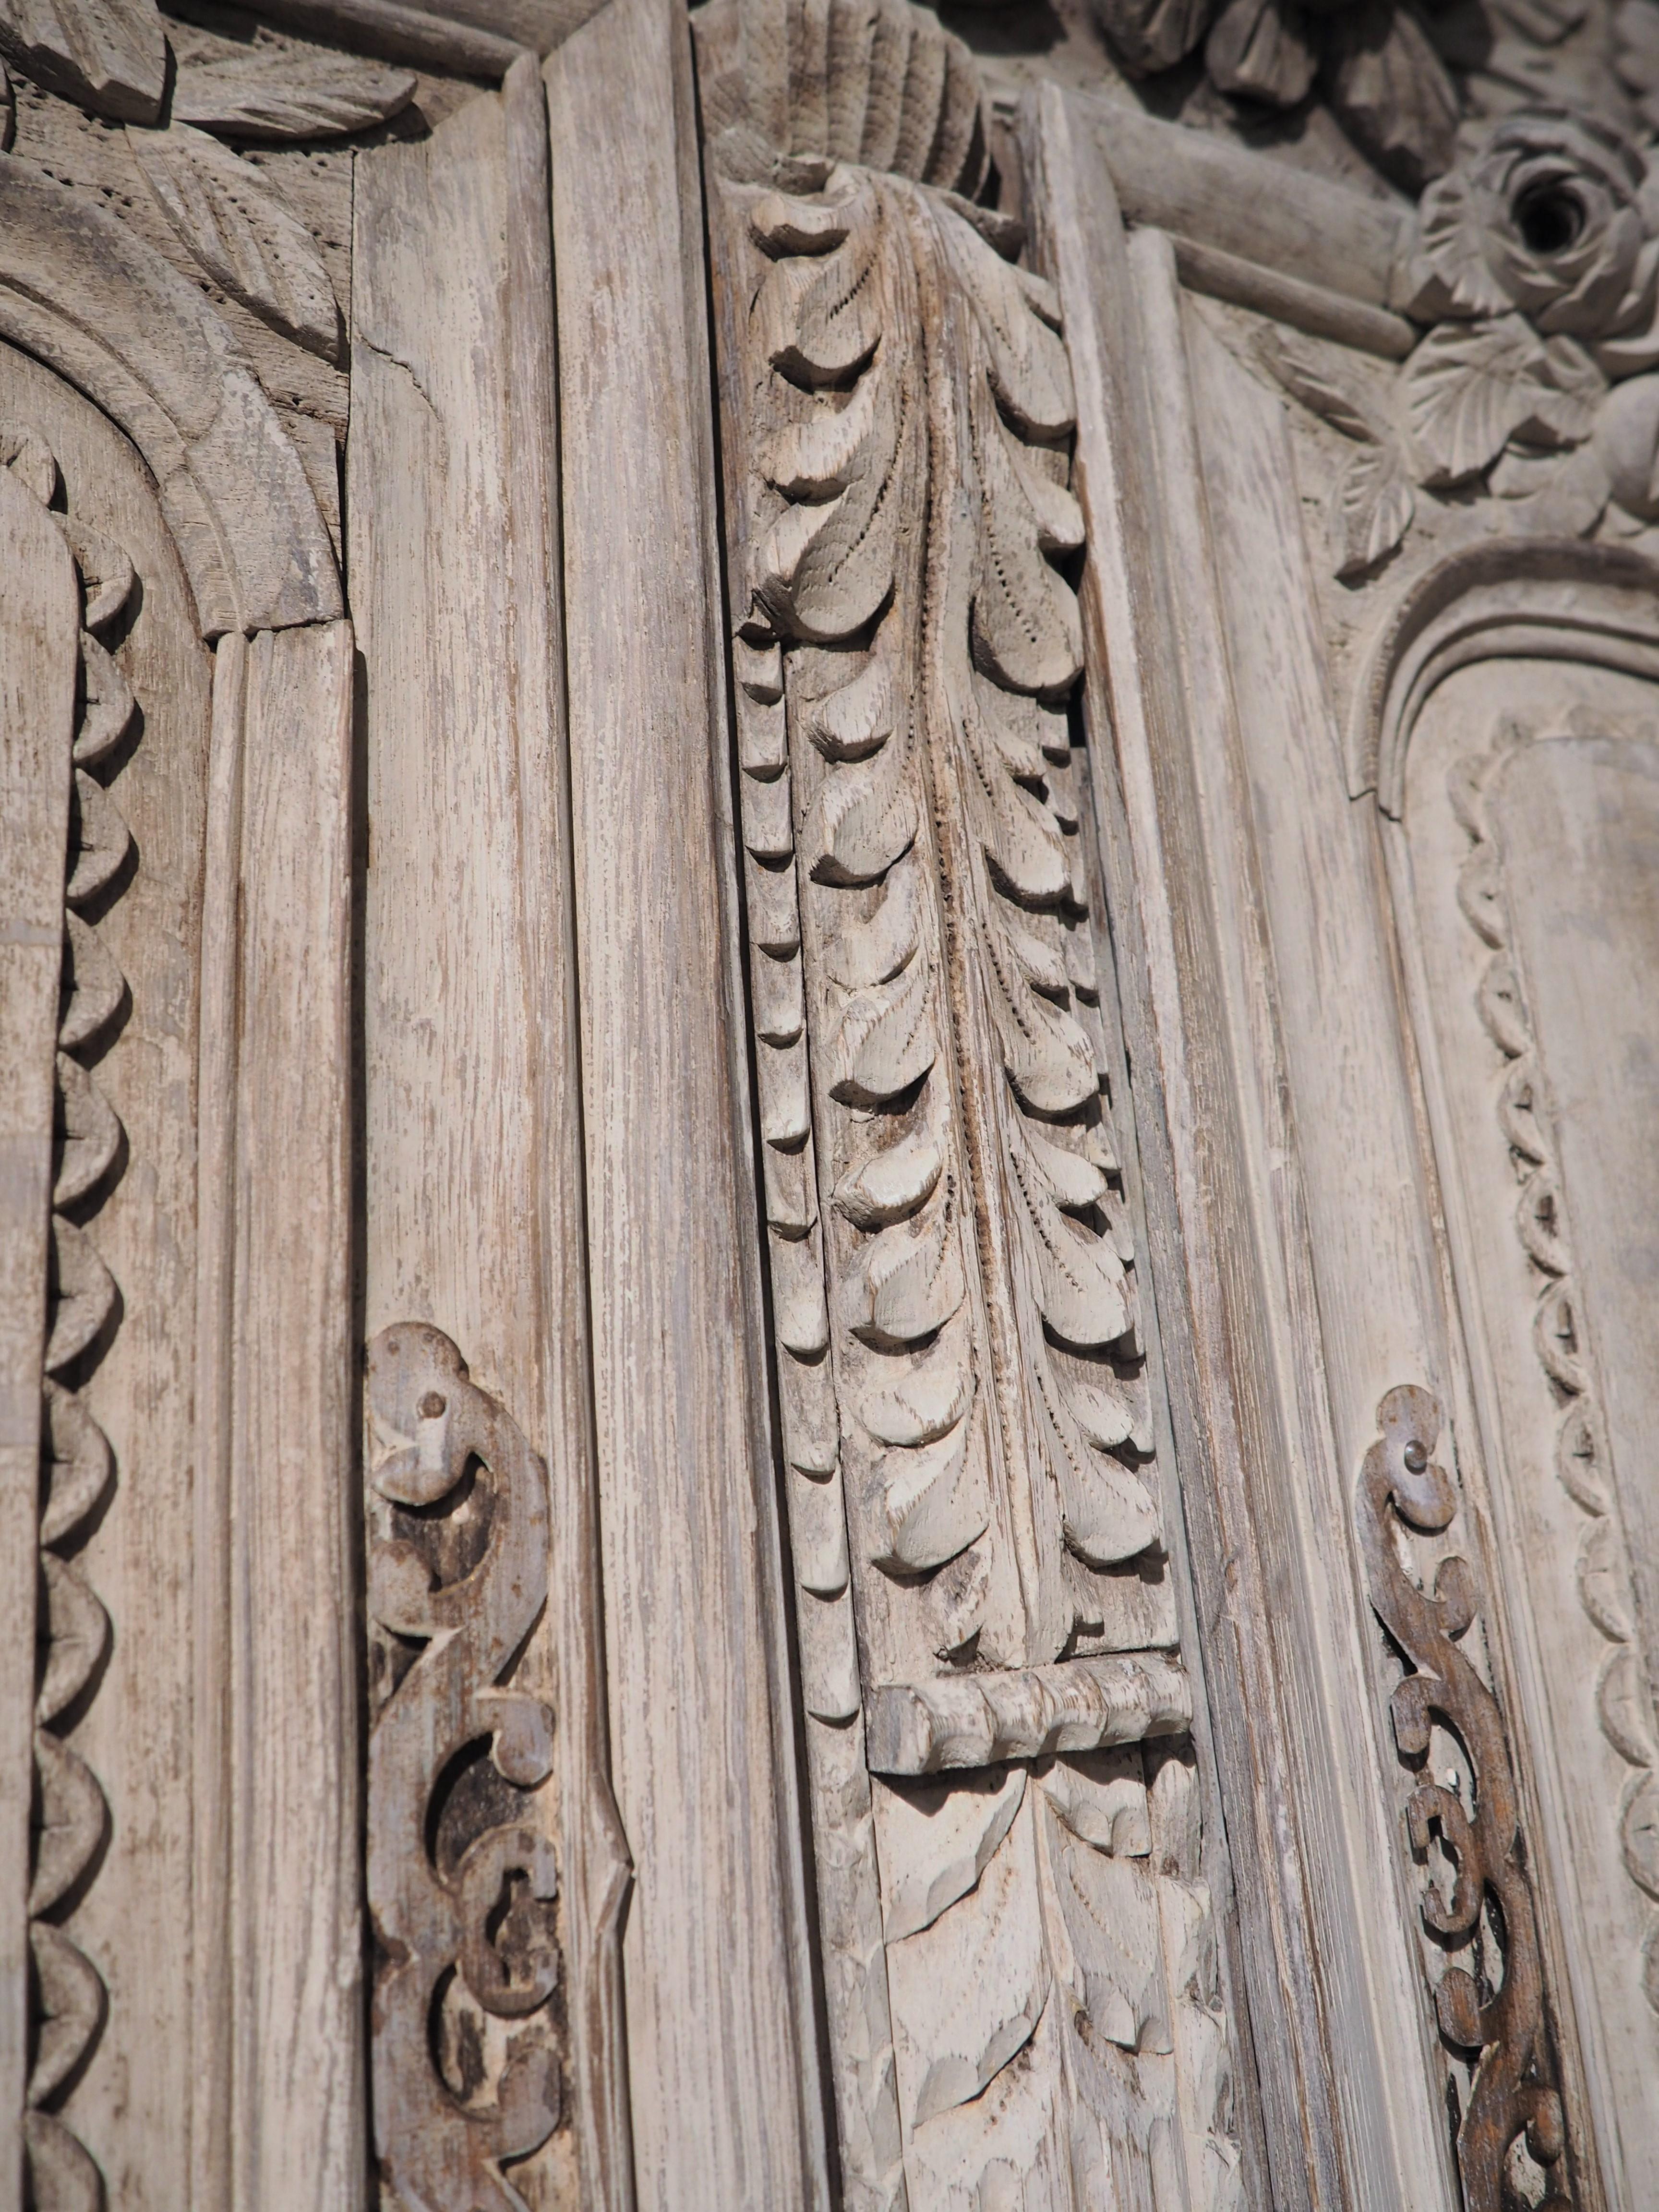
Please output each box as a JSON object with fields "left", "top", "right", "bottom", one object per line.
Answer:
{"left": 707, "top": 34, "right": 1235, "bottom": 2185}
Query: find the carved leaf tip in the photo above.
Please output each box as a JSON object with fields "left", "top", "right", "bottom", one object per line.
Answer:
{"left": 0, "top": 0, "right": 165, "bottom": 122}
{"left": 126, "top": 122, "right": 344, "bottom": 363}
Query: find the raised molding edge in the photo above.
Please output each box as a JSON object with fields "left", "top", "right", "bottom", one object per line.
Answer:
{"left": 0, "top": 155, "right": 340, "bottom": 637}
{"left": 546, "top": 0, "right": 831, "bottom": 2198}
{"left": 1026, "top": 79, "right": 1457, "bottom": 2212}
{"left": 1348, "top": 539, "right": 1659, "bottom": 811}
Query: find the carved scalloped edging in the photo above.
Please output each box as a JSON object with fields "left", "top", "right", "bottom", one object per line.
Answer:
{"left": 1357, "top": 1386, "right": 1573, "bottom": 2211}
{"left": 365, "top": 1324, "right": 565, "bottom": 2212}
{"left": 1452, "top": 724, "right": 1659, "bottom": 2014}
{"left": 10, "top": 418, "right": 141, "bottom": 2212}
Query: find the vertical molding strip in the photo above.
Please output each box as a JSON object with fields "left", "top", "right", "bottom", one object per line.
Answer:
{"left": 546, "top": 0, "right": 829, "bottom": 2200}
{"left": 1026, "top": 83, "right": 1450, "bottom": 2212}
{"left": 229, "top": 621, "right": 362, "bottom": 2212}
{"left": 504, "top": 52, "right": 635, "bottom": 2212}
{"left": 191, "top": 631, "right": 247, "bottom": 2212}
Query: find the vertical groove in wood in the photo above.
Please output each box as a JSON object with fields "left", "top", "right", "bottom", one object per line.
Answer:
{"left": 1026, "top": 83, "right": 1446, "bottom": 2212}
{"left": 505, "top": 52, "right": 636, "bottom": 2212}
{"left": 0, "top": 466, "right": 79, "bottom": 2212}
{"left": 229, "top": 620, "right": 361, "bottom": 2212}
{"left": 546, "top": 0, "right": 828, "bottom": 2197}
{"left": 191, "top": 632, "right": 247, "bottom": 2212}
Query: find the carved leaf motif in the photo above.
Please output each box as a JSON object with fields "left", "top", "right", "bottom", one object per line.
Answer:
{"left": 943, "top": 213, "right": 1074, "bottom": 442}
{"left": 1205, "top": 0, "right": 1316, "bottom": 107}
{"left": 0, "top": 0, "right": 164, "bottom": 121}
{"left": 1325, "top": 0, "right": 1458, "bottom": 194}
{"left": 860, "top": 1201, "right": 967, "bottom": 1347}
{"left": 884, "top": 1786, "right": 1050, "bottom": 2130}
{"left": 754, "top": 180, "right": 883, "bottom": 383}
{"left": 878, "top": 1767, "right": 1028, "bottom": 1941}
{"left": 804, "top": 725, "right": 917, "bottom": 883}
{"left": 755, "top": 364, "right": 905, "bottom": 640}
{"left": 970, "top": 409, "right": 1083, "bottom": 696}
{"left": 1256, "top": 332, "right": 1386, "bottom": 444}
{"left": 1407, "top": 168, "right": 1514, "bottom": 324}
{"left": 1333, "top": 441, "right": 1415, "bottom": 579}
{"left": 172, "top": 50, "right": 417, "bottom": 142}
{"left": 877, "top": 1414, "right": 989, "bottom": 1572}
{"left": 830, "top": 947, "right": 937, "bottom": 1104}
{"left": 1405, "top": 314, "right": 1559, "bottom": 483}
{"left": 126, "top": 123, "right": 342, "bottom": 362}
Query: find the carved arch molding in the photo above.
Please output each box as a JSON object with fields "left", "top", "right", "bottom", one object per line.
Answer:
{"left": 1, "top": 0, "right": 1658, "bottom": 2209}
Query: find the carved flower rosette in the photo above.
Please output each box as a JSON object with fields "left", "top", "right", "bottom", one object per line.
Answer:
{"left": 1268, "top": 106, "right": 1659, "bottom": 576}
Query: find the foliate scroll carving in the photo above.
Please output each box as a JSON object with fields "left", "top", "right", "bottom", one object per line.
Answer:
{"left": 704, "top": 15, "right": 1239, "bottom": 2193}
{"left": 15, "top": 419, "right": 140, "bottom": 2212}
{"left": 1451, "top": 721, "right": 1659, "bottom": 2012}
{"left": 1357, "top": 1385, "right": 1572, "bottom": 2212}
{"left": 366, "top": 1324, "right": 564, "bottom": 2212}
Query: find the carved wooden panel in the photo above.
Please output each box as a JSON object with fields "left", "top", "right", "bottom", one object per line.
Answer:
{"left": 699, "top": 5, "right": 1246, "bottom": 2202}
{"left": 1400, "top": 656, "right": 1659, "bottom": 2205}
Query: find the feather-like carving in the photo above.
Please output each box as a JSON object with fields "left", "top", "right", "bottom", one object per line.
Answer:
{"left": 126, "top": 123, "right": 343, "bottom": 362}
{"left": 0, "top": 0, "right": 164, "bottom": 121}
{"left": 172, "top": 50, "right": 416, "bottom": 142}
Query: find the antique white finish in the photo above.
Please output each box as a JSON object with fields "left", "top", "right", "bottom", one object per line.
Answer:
{"left": 2, "top": 0, "right": 1658, "bottom": 2205}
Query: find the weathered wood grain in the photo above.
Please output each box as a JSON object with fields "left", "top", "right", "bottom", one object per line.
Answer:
{"left": 354, "top": 63, "right": 634, "bottom": 2207}
{"left": 1026, "top": 83, "right": 1437, "bottom": 2212}
{"left": 502, "top": 49, "right": 637, "bottom": 2212}
{"left": 244, "top": 0, "right": 525, "bottom": 76}
{"left": 228, "top": 621, "right": 361, "bottom": 2212}
{"left": 546, "top": 0, "right": 828, "bottom": 2199}
{"left": 0, "top": 455, "right": 79, "bottom": 2212}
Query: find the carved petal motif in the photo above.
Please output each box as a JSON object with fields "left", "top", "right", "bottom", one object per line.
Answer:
{"left": 1205, "top": 0, "right": 1317, "bottom": 108}
{"left": 0, "top": 0, "right": 164, "bottom": 120}
{"left": 1325, "top": 0, "right": 1457, "bottom": 194}
{"left": 172, "top": 50, "right": 417, "bottom": 141}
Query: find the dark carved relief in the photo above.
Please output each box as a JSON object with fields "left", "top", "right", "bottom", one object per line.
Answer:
{"left": 1358, "top": 1385, "right": 1572, "bottom": 2211}
{"left": 19, "top": 420, "right": 138, "bottom": 2212}
{"left": 365, "top": 1324, "right": 564, "bottom": 2212}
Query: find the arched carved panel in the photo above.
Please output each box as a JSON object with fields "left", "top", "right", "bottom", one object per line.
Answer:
{"left": 1393, "top": 641, "right": 1659, "bottom": 2206}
